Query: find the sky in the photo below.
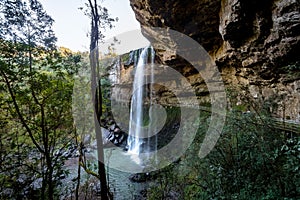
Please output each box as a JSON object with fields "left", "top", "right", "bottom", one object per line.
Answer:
{"left": 39, "top": 0, "right": 145, "bottom": 52}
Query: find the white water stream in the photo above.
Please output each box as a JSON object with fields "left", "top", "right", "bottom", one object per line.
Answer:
{"left": 127, "top": 46, "right": 156, "bottom": 164}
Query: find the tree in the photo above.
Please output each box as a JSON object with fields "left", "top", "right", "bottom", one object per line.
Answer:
{"left": 0, "top": 1, "right": 80, "bottom": 199}
{"left": 84, "top": 0, "right": 115, "bottom": 199}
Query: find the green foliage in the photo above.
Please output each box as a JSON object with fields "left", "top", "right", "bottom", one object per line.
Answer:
{"left": 146, "top": 108, "right": 299, "bottom": 199}
{"left": 0, "top": 0, "right": 82, "bottom": 196}
{"left": 80, "top": 0, "right": 116, "bottom": 42}
{"left": 0, "top": 0, "right": 56, "bottom": 49}
{"left": 121, "top": 53, "right": 130, "bottom": 64}
{"left": 0, "top": 44, "right": 80, "bottom": 198}
{"left": 101, "top": 77, "right": 112, "bottom": 118}
{"left": 199, "top": 111, "right": 299, "bottom": 199}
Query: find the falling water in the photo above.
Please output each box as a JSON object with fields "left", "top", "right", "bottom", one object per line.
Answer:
{"left": 127, "top": 46, "right": 156, "bottom": 159}
{"left": 151, "top": 46, "right": 157, "bottom": 159}
{"left": 147, "top": 46, "right": 156, "bottom": 157}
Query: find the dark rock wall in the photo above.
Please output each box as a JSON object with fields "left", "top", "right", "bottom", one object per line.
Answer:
{"left": 129, "top": 0, "right": 300, "bottom": 120}
{"left": 130, "top": 0, "right": 222, "bottom": 52}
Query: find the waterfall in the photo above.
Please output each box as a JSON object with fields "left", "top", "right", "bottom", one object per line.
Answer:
{"left": 127, "top": 46, "right": 155, "bottom": 158}
{"left": 147, "top": 46, "right": 156, "bottom": 157}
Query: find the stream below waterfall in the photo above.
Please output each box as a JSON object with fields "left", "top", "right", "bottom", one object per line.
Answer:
{"left": 63, "top": 147, "right": 151, "bottom": 199}
{"left": 105, "top": 148, "right": 149, "bottom": 200}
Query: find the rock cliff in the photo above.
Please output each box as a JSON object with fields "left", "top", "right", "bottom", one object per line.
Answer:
{"left": 128, "top": 0, "right": 300, "bottom": 120}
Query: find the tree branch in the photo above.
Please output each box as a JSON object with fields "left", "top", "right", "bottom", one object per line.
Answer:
{"left": 0, "top": 70, "right": 44, "bottom": 154}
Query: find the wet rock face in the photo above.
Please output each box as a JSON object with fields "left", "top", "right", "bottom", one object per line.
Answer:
{"left": 129, "top": 0, "right": 300, "bottom": 120}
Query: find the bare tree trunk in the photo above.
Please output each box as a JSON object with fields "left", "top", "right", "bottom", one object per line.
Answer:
{"left": 88, "top": 0, "right": 109, "bottom": 199}
{"left": 75, "top": 132, "right": 81, "bottom": 200}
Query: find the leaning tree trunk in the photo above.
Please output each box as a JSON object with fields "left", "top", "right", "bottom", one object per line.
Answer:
{"left": 88, "top": 0, "right": 109, "bottom": 199}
